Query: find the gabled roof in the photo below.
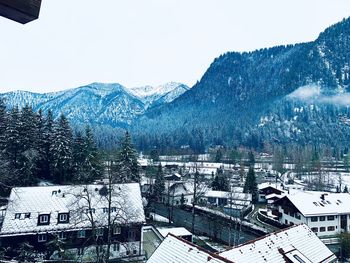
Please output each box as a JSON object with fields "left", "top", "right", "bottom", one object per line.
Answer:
{"left": 0, "top": 183, "right": 145, "bottom": 236}
{"left": 219, "top": 224, "right": 336, "bottom": 263}
{"left": 275, "top": 191, "right": 350, "bottom": 217}
{"left": 147, "top": 234, "right": 234, "bottom": 263}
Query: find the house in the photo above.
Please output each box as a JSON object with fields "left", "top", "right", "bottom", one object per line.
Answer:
{"left": 0, "top": 183, "right": 146, "bottom": 261}
{"left": 258, "top": 182, "right": 284, "bottom": 203}
{"left": 204, "top": 190, "right": 252, "bottom": 217}
{"left": 157, "top": 227, "right": 193, "bottom": 242}
{"left": 219, "top": 224, "right": 337, "bottom": 263}
{"left": 274, "top": 191, "right": 350, "bottom": 237}
{"left": 162, "top": 182, "right": 197, "bottom": 206}
{"left": 147, "top": 234, "right": 233, "bottom": 263}
{"left": 148, "top": 224, "right": 336, "bottom": 263}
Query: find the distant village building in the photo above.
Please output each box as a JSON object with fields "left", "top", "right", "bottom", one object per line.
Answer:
{"left": 274, "top": 191, "right": 350, "bottom": 237}
{"left": 258, "top": 182, "right": 284, "bottom": 203}
{"left": 0, "top": 183, "right": 146, "bottom": 261}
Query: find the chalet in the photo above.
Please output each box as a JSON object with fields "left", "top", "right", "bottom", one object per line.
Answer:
{"left": 162, "top": 182, "right": 195, "bottom": 206}
{"left": 274, "top": 191, "right": 350, "bottom": 237}
{"left": 219, "top": 224, "right": 337, "bottom": 263}
{"left": 204, "top": 190, "right": 252, "bottom": 217}
{"left": 258, "top": 182, "right": 284, "bottom": 203}
{"left": 0, "top": 183, "right": 146, "bottom": 261}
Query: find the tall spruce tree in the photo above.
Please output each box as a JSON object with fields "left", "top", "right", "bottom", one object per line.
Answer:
{"left": 243, "top": 166, "right": 258, "bottom": 203}
{"left": 153, "top": 164, "right": 165, "bottom": 200}
{"left": 51, "top": 114, "right": 73, "bottom": 184}
{"left": 112, "top": 131, "right": 139, "bottom": 183}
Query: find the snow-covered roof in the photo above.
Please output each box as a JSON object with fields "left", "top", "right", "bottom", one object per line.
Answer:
{"left": 147, "top": 234, "right": 233, "bottom": 263}
{"left": 219, "top": 224, "right": 336, "bottom": 263}
{"left": 265, "top": 193, "right": 285, "bottom": 200}
{"left": 0, "top": 183, "right": 145, "bottom": 236}
{"left": 278, "top": 191, "right": 350, "bottom": 217}
{"left": 258, "top": 182, "right": 283, "bottom": 191}
{"left": 157, "top": 227, "right": 192, "bottom": 238}
{"left": 205, "top": 190, "right": 229, "bottom": 198}
{"left": 205, "top": 191, "right": 251, "bottom": 201}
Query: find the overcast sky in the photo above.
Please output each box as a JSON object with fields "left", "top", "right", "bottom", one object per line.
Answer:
{"left": 0, "top": 0, "right": 349, "bottom": 93}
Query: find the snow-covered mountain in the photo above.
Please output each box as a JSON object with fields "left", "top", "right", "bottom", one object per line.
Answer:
{"left": 0, "top": 82, "right": 189, "bottom": 128}
{"left": 129, "top": 82, "right": 190, "bottom": 108}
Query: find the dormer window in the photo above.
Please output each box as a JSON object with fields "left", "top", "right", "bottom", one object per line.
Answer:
{"left": 58, "top": 213, "right": 69, "bottom": 223}
{"left": 15, "top": 213, "right": 21, "bottom": 219}
{"left": 38, "top": 214, "right": 50, "bottom": 225}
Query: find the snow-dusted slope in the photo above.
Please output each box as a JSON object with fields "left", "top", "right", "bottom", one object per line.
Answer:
{"left": 0, "top": 82, "right": 189, "bottom": 128}
{"left": 129, "top": 82, "right": 190, "bottom": 107}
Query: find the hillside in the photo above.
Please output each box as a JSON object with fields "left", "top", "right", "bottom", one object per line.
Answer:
{"left": 133, "top": 17, "right": 350, "bottom": 151}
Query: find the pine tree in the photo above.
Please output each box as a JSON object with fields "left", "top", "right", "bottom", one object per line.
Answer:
{"left": 41, "top": 110, "right": 55, "bottom": 181}
{"left": 5, "top": 107, "right": 21, "bottom": 169}
{"left": 0, "top": 98, "right": 7, "bottom": 152}
{"left": 113, "top": 131, "right": 139, "bottom": 183}
{"left": 51, "top": 114, "right": 73, "bottom": 184}
{"left": 243, "top": 166, "right": 258, "bottom": 203}
{"left": 153, "top": 164, "right": 165, "bottom": 201}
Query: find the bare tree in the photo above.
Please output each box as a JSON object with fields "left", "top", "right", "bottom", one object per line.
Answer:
{"left": 191, "top": 169, "right": 207, "bottom": 234}
{"left": 67, "top": 180, "right": 143, "bottom": 262}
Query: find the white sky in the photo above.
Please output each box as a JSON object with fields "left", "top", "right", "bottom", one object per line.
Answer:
{"left": 0, "top": 0, "right": 349, "bottom": 93}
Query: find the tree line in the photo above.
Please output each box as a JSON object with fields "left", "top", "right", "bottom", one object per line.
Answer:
{"left": 0, "top": 99, "right": 103, "bottom": 196}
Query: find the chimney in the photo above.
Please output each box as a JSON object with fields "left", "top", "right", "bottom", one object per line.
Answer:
{"left": 321, "top": 193, "right": 328, "bottom": 200}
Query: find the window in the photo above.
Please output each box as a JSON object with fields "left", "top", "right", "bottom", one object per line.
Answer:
{"left": 96, "top": 228, "right": 104, "bottom": 237}
{"left": 328, "top": 226, "right": 335, "bottom": 231}
{"left": 320, "top": 227, "right": 326, "bottom": 232}
{"left": 38, "top": 234, "right": 47, "bottom": 242}
{"left": 103, "top": 207, "right": 108, "bottom": 213}
{"left": 78, "top": 230, "right": 86, "bottom": 238}
{"left": 311, "top": 227, "right": 318, "bottom": 232}
{"left": 128, "top": 229, "right": 137, "bottom": 241}
{"left": 327, "top": 215, "right": 335, "bottom": 221}
{"left": 113, "top": 226, "right": 121, "bottom": 235}
{"left": 85, "top": 208, "right": 95, "bottom": 214}
{"left": 295, "top": 214, "right": 301, "bottom": 220}
{"left": 15, "top": 213, "right": 21, "bottom": 219}
{"left": 24, "top": 213, "right": 31, "bottom": 219}
{"left": 113, "top": 243, "right": 120, "bottom": 252}
{"left": 319, "top": 216, "right": 325, "bottom": 221}
{"left": 38, "top": 214, "right": 50, "bottom": 225}
{"left": 59, "top": 231, "right": 67, "bottom": 240}
{"left": 111, "top": 207, "right": 117, "bottom": 213}
{"left": 58, "top": 213, "right": 69, "bottom": 223}
{"left": 285, "top": 219, "right": 288, "bottom": 225}
{"left": 311, "top": 216, "right": 318, "bottom": 222}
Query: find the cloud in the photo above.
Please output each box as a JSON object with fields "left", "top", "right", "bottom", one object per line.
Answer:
{"left": 288, "top": 85, "right": 321, "bottom": 99}
{"left": 288, "top": 85, "right": 350, "bottom": 106}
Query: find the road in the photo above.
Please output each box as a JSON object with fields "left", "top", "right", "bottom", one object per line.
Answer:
{"left": 151, "top": 203, "right": 258, "bottom": 246}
